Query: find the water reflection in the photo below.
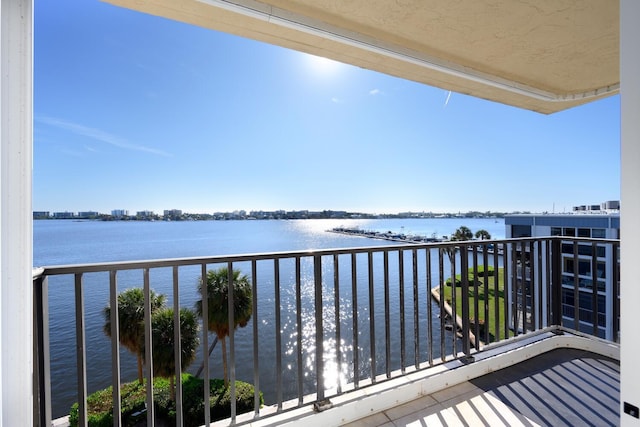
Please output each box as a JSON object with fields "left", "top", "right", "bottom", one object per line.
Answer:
{"left": 46, "top": 247, "right": 492, "bottom": 414}
{"left": 40, "top": 218, "right": 505, "bottom": 418}
{"left": 246, "top": 249, "right": 469, "bottom": 404}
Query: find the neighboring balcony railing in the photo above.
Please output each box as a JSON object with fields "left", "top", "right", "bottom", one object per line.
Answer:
{"left": 32, "top": 236, "right": 620, "bottom": 426}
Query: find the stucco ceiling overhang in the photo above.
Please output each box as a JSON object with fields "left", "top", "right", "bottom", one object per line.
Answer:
{"left": 103, "top": 0, "right": 619, "bottom": 114}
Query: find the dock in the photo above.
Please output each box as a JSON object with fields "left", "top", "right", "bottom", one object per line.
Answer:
{"left": 328, "top": 226, "right": 444, "bottom": 244}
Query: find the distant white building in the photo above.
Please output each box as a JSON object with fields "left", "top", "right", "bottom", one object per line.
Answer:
{"left": 78, "top": 211, "right": 99, "bottom": 218}
{"left": 136, "top": 210, "right": 154, "bottom": 218}
{"left": 32, "top": 211, "right": 50, "bottom": 219}
{"left": 52, "top": 211, "right": 75, "bottom": 219}
{"left": 505, "top": 204, "right": 620, "bottom": 340}
{"left": 163, "top": 209, "right": 182, "bottom": 219}
{"left": 111, "top": 209, "right": 128, "bottom": 217}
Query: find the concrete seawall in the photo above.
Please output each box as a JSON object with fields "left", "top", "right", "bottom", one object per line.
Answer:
{"left": 430, "top": 287, "right": 478, "bottom": 349}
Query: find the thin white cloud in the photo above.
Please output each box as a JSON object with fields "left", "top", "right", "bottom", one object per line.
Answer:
{"left": 60, "top": 149, "right": 85, "bottom": 158}
{"left": 444, "top": 90, "right": 452, "bottom": 107}
{"left": 37, "top": 116, "right": 171, "bottom": 157}
{"left": 331, "top": 97, "right": 344, "bottom": 104}
{"left": 369, "top": 89, "right": 382, "bottom": 95}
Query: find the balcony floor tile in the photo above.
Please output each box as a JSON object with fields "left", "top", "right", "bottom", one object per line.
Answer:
{"left": 342, "top": 348, "right": 619, "bottom": 427}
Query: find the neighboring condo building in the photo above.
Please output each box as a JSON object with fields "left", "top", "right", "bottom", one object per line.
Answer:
{"left": 111, "top": 209, "right": 129, "bottom": 218}
{"left": 32, "top": 211, "right": 50, "bottom": 219}
{"left": 505, "top": 201, "right": 620, "bottom": 340}
{"left": 52, "top": 211, "right": 75, "bottom": 219}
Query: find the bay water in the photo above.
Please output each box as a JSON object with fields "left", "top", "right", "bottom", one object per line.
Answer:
{"left": 34, "top": 217, "right": 505, "bottom": 418}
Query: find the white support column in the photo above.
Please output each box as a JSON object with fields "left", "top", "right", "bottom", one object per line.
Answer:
{"left": 0, "top": 0, "right": 33, "bottom": 425}
{"left": 621, "top": 0, "right": 640, "bottom": 425}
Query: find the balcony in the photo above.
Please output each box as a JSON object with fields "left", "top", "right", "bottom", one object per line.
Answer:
{"left": 32, "top": 236, "right": 620, "bottom": 426}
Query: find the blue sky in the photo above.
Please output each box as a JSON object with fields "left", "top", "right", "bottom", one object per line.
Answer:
{"left": 34, "top": 0, "right": 620, "bottom": 215}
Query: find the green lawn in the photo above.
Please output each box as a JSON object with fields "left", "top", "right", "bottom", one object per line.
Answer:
{"left": 438, "top": 266, "right": 512, "bottom": 344}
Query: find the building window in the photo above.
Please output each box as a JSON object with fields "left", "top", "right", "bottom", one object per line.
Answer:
{"left": 563, "top": 258, "right": 592, "bottom": 276}
{"left": 561, "top": 289, "right": 606, "bottom": 328}
{"left": 597, "top": 261, "right": 606, "bottom": 278}
{"left": 578, "top": 260, "right": 591, "bottom": 276}
{"left": 551, "top": 227, "right": 562, "bottom": 236}
{"left": 592, "top": 228, "right": 606, "bottom": 238}
{"left": 563, "top": 227, "right": 576, "bottom": 237}
{"left": 561, "top": 241, "right": 606, "bottom": 258}
{"left": 577, "top": 228, "right": 591, "bottom": 238}
{"left": 511, "top": 225, "right": 531, "bottom": 237}
{"left": 565, "top": 258, "right": 574, "bottom": 274}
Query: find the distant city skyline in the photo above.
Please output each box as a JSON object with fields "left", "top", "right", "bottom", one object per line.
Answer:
{"left": 34, "top": 0, "right": 620, "bottom": 215}
{"left": 34, "top": 208, "right": 511, "bottom": 217}
{"left": 32, "top": 208, "right": 511, "bottom": 222}
{"left": 34, "top": 200, "right": 620, "bottom": 220}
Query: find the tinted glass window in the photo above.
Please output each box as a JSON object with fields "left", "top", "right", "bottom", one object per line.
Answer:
{"left": 578, "top": 228, "right": 591, "bottom": 238}
{"left": 512, "top": 225, "right": 531, "bottom": 237}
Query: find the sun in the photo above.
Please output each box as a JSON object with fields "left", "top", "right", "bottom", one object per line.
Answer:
{"left": 304, "top": 53, "right": 343, "bottom": 76}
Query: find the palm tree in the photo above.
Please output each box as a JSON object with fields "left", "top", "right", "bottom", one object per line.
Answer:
{"left": 103, "top": 288, "right": 166, "bottom": 383}
{"left": 195, "top": 267, "right": 252, "bottom": 387}
{"left": 454, "top": 226, "right": 473, "bottom": 241}
{"left": 445, "top": 226, "right": 474, "bottom": 264}
{"left": 148, "top": 307, "right": 199, "bottom": 401}
{"left": 475, "top": 229, "right": 492, "bottom": 240}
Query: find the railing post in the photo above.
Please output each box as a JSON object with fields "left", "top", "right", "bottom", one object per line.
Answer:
{"left": 109, "top": 271, "right": 122, "bottom": 427}
{"left": 398, "top": 250, "right": 406, "bottom": 373}
{"left": 351, "top": 253, "right": 359, "bottom": 387}
{"left": 33, "top": 271, "right": 51, "bottom": 427}
{"left": 200, "top": 263, "right": 210, "bottom": 426}
{"left": 274, "top": 259, "right": 283, "bottom": 410}
{"left": 74, "top": 273, "right": 88, "bottom": 427}
{"left": 591, "top": 242, "right": 599, "bottom": 337}
{"left": 383, "top": 251, "right": 391, "bottom": 378}
{"left": 251, "top": 260, "right": 260, "bottom": 417}
{"left": 314, "top": 255, "right": 324, "bottom": 397}
{"left": 438, "top": 248, "right": 446, "bottom": 362}
{"left": 295, "top": 257, "right": 303, "bottom": 405}
{"left": 459, "top": 244, "right": 473, "bottom": 362}
{"left": 313, "top": 255, "right": 332, "bottom": 411}
{"left": 612, "top": 242, "right": 620, "bottom": 343}
{"left": 551, "top": 238, "right": 563, "bottom": 327}
{"left": 333, "top": 253, "right": 342, "bottom": 394}
{"left": 511, "top": 243, "right": 519, "bottom": 336}
{"left": 367, "top": 251, "right": 376, "bottom": 382}
{"left": 412, "top": 249, "right": 419, "bottom": 369}
{"left": 227, "top": 262, "right": 236, "bottom": 423}
{"left": 172, "top": 267, "right": 183, "bottom": 427}
{"left": 143, "top": 269, "right": 155, "bottom": 426}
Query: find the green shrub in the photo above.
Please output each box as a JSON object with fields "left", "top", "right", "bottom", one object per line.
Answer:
{"left": 445, "top": 266, "right": 493, "bottom": 287}
{"left": 181, "top": 376, "right": 262, "bottom": 425}
{"left": 469, "top": 265, "right": 495, "bottom": 275}
{"left": 445, "top": 277, "right": 482, "bottom": 287}
{"left": 69, "top": 380, "right": 147, "bottom": 427}
{"left": 445, "top": 277, "right": 460, "bottom": 286}
{"left": 69, "top": 374, "right": 262, "bottom": 427}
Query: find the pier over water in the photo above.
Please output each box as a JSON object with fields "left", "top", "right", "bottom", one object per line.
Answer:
{"left": 328, "top": 226, "right": 444, "bottom": 244}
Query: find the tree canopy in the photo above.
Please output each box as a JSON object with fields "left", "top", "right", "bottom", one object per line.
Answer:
{"left": 103, "top": 288, "right": 166, "bottom": 383}
{"left": 147, "top": 307, "right": 200, "bottom": 400}
{"left": 195, "top": 267, "right": 253, "bottom": 387}
{"left": 475, "top": 229, "right": 492, "bottom": 240}
{"left": 452, "top": 226, "right": 473, "bottom": 241}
